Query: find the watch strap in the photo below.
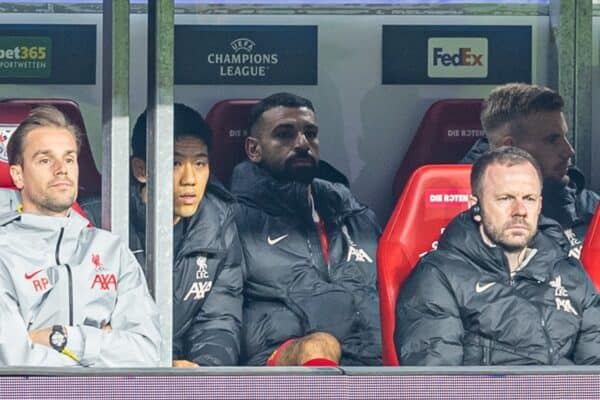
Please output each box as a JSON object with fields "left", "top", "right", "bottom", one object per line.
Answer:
{"left": 50, "top": 325, "right": 80, "bottom": 363}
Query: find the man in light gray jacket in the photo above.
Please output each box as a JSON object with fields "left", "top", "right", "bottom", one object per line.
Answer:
{"left": 0, "top": 105, "right": 161, "bottom": 367}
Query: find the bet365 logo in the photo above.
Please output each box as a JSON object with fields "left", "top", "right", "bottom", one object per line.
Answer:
{"left": 427, "top": 37, "right": 488, "bottom": 78}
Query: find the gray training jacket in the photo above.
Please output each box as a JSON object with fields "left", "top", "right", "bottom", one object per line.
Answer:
{"left": 0, "top": 210, "right": 161, "bottom": 367}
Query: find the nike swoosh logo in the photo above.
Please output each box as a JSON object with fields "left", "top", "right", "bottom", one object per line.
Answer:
{"left": 24, "top": 269, "right": 43, "bottom": 280}
{"left": 475, "top": 281, "right": 496, "bottom": 293}
{"left": 267, "top": 234, "right": 289, "bottom": 245}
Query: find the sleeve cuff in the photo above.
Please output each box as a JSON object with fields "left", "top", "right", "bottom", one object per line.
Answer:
{"left": 65, "top": 325, "right": 84, "bottom": 359}
{"left": 67, "top": 325, "right": 103, "bottom": 366}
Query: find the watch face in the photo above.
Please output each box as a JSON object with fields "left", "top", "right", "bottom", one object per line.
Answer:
{"left": 50, "top": 329, "right": 66, "bottom": 350}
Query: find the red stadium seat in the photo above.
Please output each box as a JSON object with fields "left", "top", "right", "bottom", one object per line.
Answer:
{"left": 580, "top": 204, "right": 600, "bottom": 292}
{"left": 205, "top": 98, "right": 259, "bottom": 186}
{"left": 392, "top": 99, "right": 484, "bottom": 200}
{"left": 377, "top": 164, "right": 472, "bottom": 366}
{"left": 0, "top": 99, "right": 101, "bottom": 198}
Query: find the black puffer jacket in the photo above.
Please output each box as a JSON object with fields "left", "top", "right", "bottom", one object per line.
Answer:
{"left": 461, "top": 138, "right": 600, "bottom": 257}
{"left": 81, "top": 178, "right": 244, "bottom": 366}
{"left": 395, "top": 211, "right": 600, "bottom": 366}
{"left": 231, "top": 161, "right": 381, "bottom": 366}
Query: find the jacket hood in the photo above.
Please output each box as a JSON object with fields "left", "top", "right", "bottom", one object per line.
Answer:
{"left": 179, "top": 176, "right": 235, "bottom": 256}
{"left": 231, "top": 160, "right": 367, "bottom": 221}
{"left": 541, "top": 178, "right": 578, "bottom": 227}
{"left": 459, "top": 137, "right": 490, "bottom": 164}
{"left": 437, "top": 210, "right": 568, "bottom": 280}
{"left": 0, "top": 209, "right": 89, "bottom": 232}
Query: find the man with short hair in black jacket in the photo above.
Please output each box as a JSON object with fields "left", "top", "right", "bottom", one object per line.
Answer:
{"left": 82, "top": 104, "right": 244, "bottom": 367}
{"left": 461, "top": 83, "right": 599, "bottom": 258}
{"left": 396, "top": 146, "right": 600, "bottom": 366}
{"left": 231, "top": 92, "right": 381, "bottom": 366}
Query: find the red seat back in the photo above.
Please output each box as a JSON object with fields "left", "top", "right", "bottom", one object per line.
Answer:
{"left": 0, "top": 99, "right": 101, "bottom": 197}
{"left": 580, "top": 204, "right": 600, "bottom": 291}
{"left": 378, "top": 164, "right": 472, "bottom": 365}
{"left": 392, "top": 99, "right": 484, "bottom": 200}
{"left": 205, "top": 99, "right": 259, "bottom": 186}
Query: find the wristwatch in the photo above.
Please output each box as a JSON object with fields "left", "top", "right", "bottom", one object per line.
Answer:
{"left": 49, "top": 325, "right": 80, "bottom": 362}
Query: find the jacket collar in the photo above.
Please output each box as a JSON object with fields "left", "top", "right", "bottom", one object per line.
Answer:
{"left": 231, "top": 161, "right": 311, "bottom": 218}
{"left": 541, "top": 177, "right": 579, "bottom": 228}
{"left": 130, "top": 176, "right": 232, "bottom": 256}
{"left": 438, "top": 211, "right": 566, "bottom": 282}
{"left": 230, "top": 160, "right": 365, "bottom": 223}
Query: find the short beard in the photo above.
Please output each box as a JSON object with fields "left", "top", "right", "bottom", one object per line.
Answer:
{"left": 27, "top": 191, "right": 75, "bottom": 215}
{"left": 273, "top": 154, "right": 318, "bottom": 184}
{"left": 284, "top": 165, "right": 317, "bottom": 184}
{"left": 480, "top": 213, "right": 534, "bottom": 254}
{"left": 40, "top": 196, "right": 74, "bottom": 214}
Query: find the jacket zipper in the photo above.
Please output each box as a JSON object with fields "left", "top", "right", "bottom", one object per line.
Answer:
{"left": 306, "top": 235, "right": 330, "bottom": 281}
{"left": 539, "top": 316, "right": 554, "bottom": 364}
{"left": 511, "top": 269, "right": 554, "bottom": 364}
{"left": 481, "top": 337, "right": 492, "bottom": 365}
{"left": 55, "top": 228, "right": 73, "bottom": 326}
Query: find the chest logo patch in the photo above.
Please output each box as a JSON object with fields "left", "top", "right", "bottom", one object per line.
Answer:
{"left": 92, "top": 253, "right": 103, "bottom": 270}
{"left": 25, "top": 268, "right": 50, "bottom": 293}
{"left": 184, "top": 255, "right": 213, "bottom": 301}
{"left": 267, "top": 234, "right": 288, "bottom": 245}
{"left": 341, "top": 225, "right": 373, "bottom": 263}
{"left": 475, "top": 281, "right": 496, "bottom": 293}
{"left": 91, "top": 273, "right": 117, "bottom": 291}
{"left": 564, "top": 229, "right": 582, "bottom": 259}
{"left": 549, "top": 275, "right": 578, "bottom": 316}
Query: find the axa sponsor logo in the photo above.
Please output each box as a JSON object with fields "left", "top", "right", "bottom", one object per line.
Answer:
{"left": 341, "top": 225, "right": 373, "bottom": 263}
{"left": 91, "top": 273, "right": 117, "bottom": 291}
{"left": 549, "top": 275, "right": 578, "bottom": 316}
{"left": 184, "top": 281, "right": 213, "bottom": 301}
{"left": 427, "top": 37, "right": 488, "bottom": 78}
{"left": 184, "top": 255, "right": 214, "bottom": 301}
{"left": 207, "top": 37, "right": 279, "bottom": 77}
{"left": 24, "top": 268, "right": 51, "bottom": 292}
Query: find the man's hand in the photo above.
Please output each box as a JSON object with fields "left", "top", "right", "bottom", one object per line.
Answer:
{"left": 101, "top": 323, "right": 112, "bottom": 333}
{"left": 172, "top": 359, "right": 199, "bottom": 368}
{"left": 28, "top": 327, "right": 53, "bottom": 347}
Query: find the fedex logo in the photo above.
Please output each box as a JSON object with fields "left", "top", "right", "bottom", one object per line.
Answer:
{"left": 433, "top": 48, "right": 483, "bottom": 66}
{"left": 428, "top": 38, "right": 488, "bottom": 78}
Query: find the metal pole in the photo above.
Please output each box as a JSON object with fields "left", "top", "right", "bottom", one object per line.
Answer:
{"left": 551, "top": 0, "right": 592, "bottom": 179}
{"left": 147, "top": 0, "right": 174, "bottom": 367}
{"left": 101, "top": 0, "right": 130, "bottom": 240}
{"left": 573, "top": 0, "right": 592, "bottom": 182}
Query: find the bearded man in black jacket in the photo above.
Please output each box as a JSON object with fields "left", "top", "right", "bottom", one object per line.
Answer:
{"left": 396, "top": 146, "right": 600, "bottom": 366}
{"left": 231, "top": 92, "right": 381, "bottom": 366}
{"left": 461, "top": 83, "right": 599, "bottom": 258}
